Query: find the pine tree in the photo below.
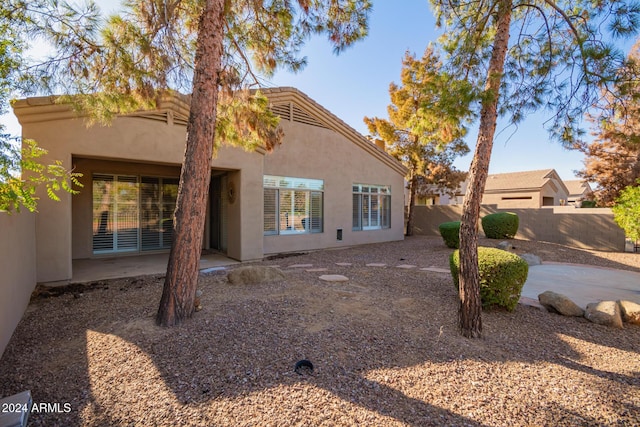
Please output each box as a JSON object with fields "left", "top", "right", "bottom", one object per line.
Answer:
{"left": 364, "top": 46, "right": 471, "bottom": 236}
{"left": 431, "top": 0, "right": 640, "bottom": 337}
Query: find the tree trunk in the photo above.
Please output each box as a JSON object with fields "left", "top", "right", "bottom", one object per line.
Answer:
{"left": 406, "top": 173, "right": 418, "bottom": 236}
{"left": 458, "top": 0, "right": 512, "bottom": 338}
{"left": 156, "top": 0, "right": 226, "bottom": 327}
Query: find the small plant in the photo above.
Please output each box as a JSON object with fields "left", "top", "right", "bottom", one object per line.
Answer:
{"left": 481, "top": 212, "right": 519, "bottom": 239}
{"left": 450, "top": 247, "right": 529, "bottom": 311}
{"left": 580, "top": 200, "right": 597, "bottom": 208}
{"left": 438, "top": 221, "right": 460, "bottom": 248}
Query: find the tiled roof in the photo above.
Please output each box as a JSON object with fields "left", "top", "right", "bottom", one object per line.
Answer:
{"left": 484, "top": 169, "right": 558, "bottom": 192}
{"left": 564, "top": 180, "right": 592, "bottom": 197}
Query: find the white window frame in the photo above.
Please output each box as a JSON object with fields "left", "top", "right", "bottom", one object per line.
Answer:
{"left": 263, "top": 175, "right": 324, "bottom": 236}
{"left": 353, "top": 183, "right": 391, "bottom": 231}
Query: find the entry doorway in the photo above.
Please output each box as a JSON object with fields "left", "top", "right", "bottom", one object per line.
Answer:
{"left": 209, "top": 172, "right": 228, "bottom": 253}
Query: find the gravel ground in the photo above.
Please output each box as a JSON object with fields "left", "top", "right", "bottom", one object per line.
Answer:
{"left": 1, "top": 236, "right": 639, "bottom": 426}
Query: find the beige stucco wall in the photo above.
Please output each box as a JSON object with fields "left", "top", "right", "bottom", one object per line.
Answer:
{"left": 0, "top": 211, "right": 36, "bottom": 358}
{"left": 482, "top": 191, "right": 540, "bottom": 208}
{"left": 263, "top": 120, "right": 405, "bottom": 254}
{"left": 412, "top": 205, "right": 626, "bottom": 252}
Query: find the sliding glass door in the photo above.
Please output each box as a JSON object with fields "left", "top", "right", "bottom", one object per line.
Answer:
{"left": 92, "top": 174, "right": 179, "bottom": 255}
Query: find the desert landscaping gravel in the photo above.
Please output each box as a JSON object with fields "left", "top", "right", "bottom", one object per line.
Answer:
{"left": 1, "top": 236, "right": 639, "bottom": 426}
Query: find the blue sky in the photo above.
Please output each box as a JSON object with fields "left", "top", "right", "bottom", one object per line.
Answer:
{"left": 4, "top": 0, "right": 622, "bottom": 181}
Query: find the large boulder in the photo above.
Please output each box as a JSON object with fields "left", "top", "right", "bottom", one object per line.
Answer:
{"left": 618, "top": 300, "right": 640, "bottom": 325}
{"left": 538, "top": 291, "right": 584, "bottom": 317}
{"left": 227, "top": 266, "right": 285, "bottom": 285}
{"left": 585, "top": 301, "right": 623, "bottom": 328}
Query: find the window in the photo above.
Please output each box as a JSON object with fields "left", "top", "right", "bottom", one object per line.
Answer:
{"left": 263, "top": 175, "right": 323, "bottom": 235}
{"left": 353, "top": 184, "right": 391, "bottom": 231}
{"left": 92, "top": 174, "right": 178, "bottom": 254}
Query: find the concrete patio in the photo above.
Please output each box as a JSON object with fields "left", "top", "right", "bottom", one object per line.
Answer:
{"left": 70, "top": 252, "right": 239, "bottom": 283}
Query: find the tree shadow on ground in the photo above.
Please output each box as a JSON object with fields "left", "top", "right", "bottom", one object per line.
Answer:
{"left": 1, "top": 237, "right": 638, "bottom": 426}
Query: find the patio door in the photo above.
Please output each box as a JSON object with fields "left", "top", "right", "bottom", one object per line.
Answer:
{"left": 92, "top": 174, "right": 139, "bottom": 254}
{"left": 92, "top": 174, "right": 179, "bottom": 255}
{"left": 140, "top": 177, "right": 179, "bottom": 251}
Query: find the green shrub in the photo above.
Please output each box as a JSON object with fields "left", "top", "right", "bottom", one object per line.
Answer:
{"left": 612, "top": 183, "right": 640, "bottom": 242}
{"left": 580, "top": 200, "right": 597, "bottom": 208}
{"left": 449, "top": 247, "right": 529, "bottom": 311}
{"left": 481, "top": 212, "right": 519, "bottom": 239}
{"left": 438, "top": 221, "right": 461, "bottom": 248}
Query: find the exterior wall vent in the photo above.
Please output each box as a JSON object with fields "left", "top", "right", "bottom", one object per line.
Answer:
{"left": 270, "top": 102, "right": 330, "bottom": 130}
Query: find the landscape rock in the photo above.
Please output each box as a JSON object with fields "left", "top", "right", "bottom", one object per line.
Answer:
{"left": 520, "top": 253, "right": 542, "bottom": 266}
{"left": 227, "top": 266, "right": 285, "bottom": 285}
{"left": 538, "top": 291, "right": 584, "bottom": 317}
{"left": 585, "top": 301, "right": 623, "bottom": 328}
{"left": 319, "top": 274, "right": 349, "bottom": 282}
{"left": 618, "top": 300, "right": 640, "bottom": 325}
{"left": 497, "top": 241, "right": 514, "bottom": 251}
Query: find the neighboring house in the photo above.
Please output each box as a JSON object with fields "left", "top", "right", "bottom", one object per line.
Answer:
{"left": 405, "top": 181, "right": 467, "bottom": 206}
{"left": 564, "top": 180, "right": 594, "bottom": 205}
{"left": 13, "top": 87, "right": 407, "bottom": 283}
{"left": 481, "top": 169, "right": 570, "bottom": 208}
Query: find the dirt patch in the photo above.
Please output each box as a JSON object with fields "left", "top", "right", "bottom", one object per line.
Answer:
{"left": 1, "top": 236, "right": 639, "bottom": 426}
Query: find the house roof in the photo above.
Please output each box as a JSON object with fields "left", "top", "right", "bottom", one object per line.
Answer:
{"left": 564, "top": 180, "right": 593, "bottom": 198}
{"left": 12, "top": 87, "right": 407, "bottom": 176}
{"left": 484, "top": 169, "right": 569, "bottom": 195}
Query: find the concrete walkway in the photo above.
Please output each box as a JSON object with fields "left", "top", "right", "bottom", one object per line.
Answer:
{"left": 521, "top": 263, "right": 640, "bottom": 309}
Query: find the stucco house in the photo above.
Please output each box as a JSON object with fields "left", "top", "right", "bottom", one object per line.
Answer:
{"left": 564, "top": 180, "right": 594, "bottom": 205}
{"left": 13, "top": 87, "right": 407, "bottom": 284}
{"left": 481, "top": 169, "right": 570, "bottom": 208}
{"left": 411, "top": 180, "right": 467, "bottom": 206}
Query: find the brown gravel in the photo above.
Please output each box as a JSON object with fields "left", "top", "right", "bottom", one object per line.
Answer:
{"left": 1, "top": 236, "right": 639, "bottom": 426}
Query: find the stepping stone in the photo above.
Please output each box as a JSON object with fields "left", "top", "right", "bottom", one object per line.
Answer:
{"left": 319, "top": 274, "right": 349, "bottom": 282}
{"left": 419, "top": 267, "right": 450, "bottom": 274}
{"left": 396, "top": 264, "right": 417, "bottom": 269}
{"left": 200, "top": 266, "right": 226, "bottom": 275}
{"left": 288, "top": 264, "right": 313, "bottom": 268}
{"left": 306, "top": 268, "right": 328, "bottom": 272}
{"left": 335, "top": 262, "right": 352, "bottom": 266}
{"left": 366, "top": 263, "right": 387, "bottom": 267}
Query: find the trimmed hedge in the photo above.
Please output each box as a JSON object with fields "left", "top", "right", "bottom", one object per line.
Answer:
{"left": 439, "top": 221, "right": 460, "bottom": 249}
{"left": 449, "top": 247, "right": 529, "bottom": 311}
{"left": 482, "top": 212, "right": 519, "bottom": 239}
